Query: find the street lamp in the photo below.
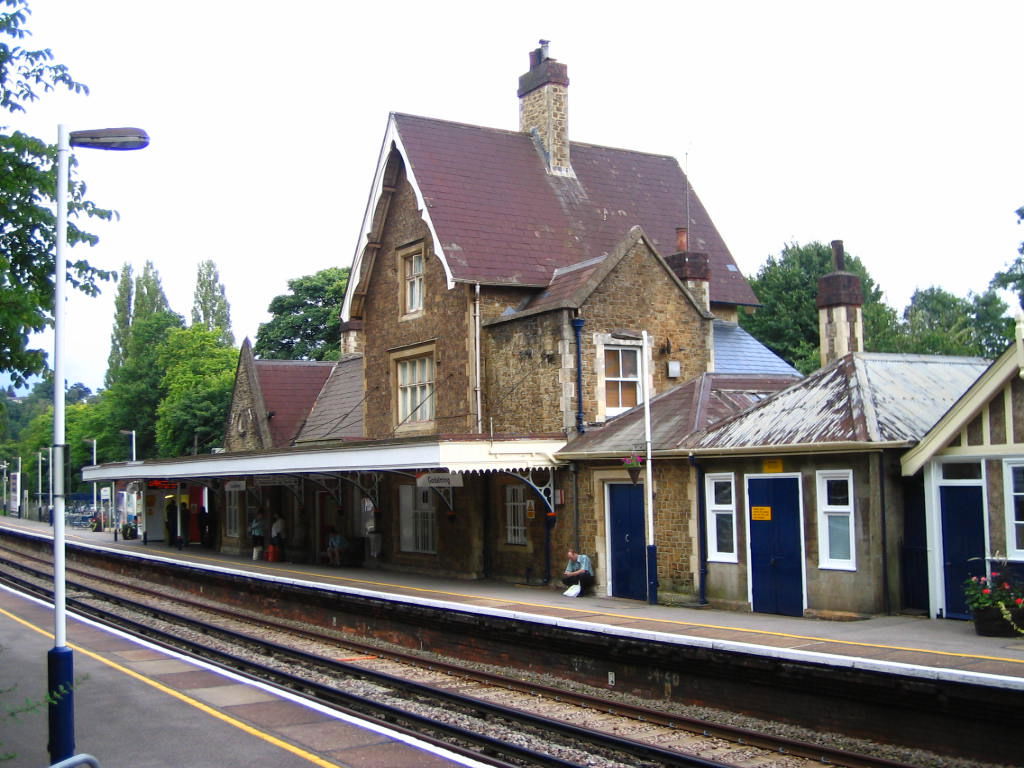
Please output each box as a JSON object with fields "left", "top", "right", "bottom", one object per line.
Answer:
{"left": 119, "top": 429, "right": 137, "bottom": 462}
{"left": 83, "top": 438, "right": 97, "bottom": 527}
{"left": 50, "top": 124, "right": 148, "bottom": 763}
{"left": 37, "top": 449, "right": 46, "bottom": 520}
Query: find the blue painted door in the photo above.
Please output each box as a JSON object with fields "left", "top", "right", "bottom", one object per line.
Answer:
{"left": 940, "top": 485, "right": 985, "bottom": 619}
{"left": 747, "top": 476, "right": 804, "bottom": 616}
{"left": 608, "top": 483, "right": 646, "bottom": 600}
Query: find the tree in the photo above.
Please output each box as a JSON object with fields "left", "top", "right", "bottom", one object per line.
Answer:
{"left": 990, "top": 205, "right": 1024, "bottom": 311}
{"left": 101, "top": 310, "right": 184, "bottom": 459}
{"left": 131, "top": 260, "right": 170, "bottom": 322}
{"left": 190, "top": 260, "right": 234, "bottom": 346}
{"left": 105, "top": 263, "right": 133, "bottom": 388}
{"left": 0, "top": 1, "right": 116, "bottom": 386}
{"left": 155, "top": 326, "right": 238, "bottom": 457}
{"left": 739, "top": 242, "right": 892, "bottom": 373}
{"left": 254, "top": 267, "right": 349, "bottom": 361}
{"left": 897, "top": 287, "right": 1011, "bottom": 358}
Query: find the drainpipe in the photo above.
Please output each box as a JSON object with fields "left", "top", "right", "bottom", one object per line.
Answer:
{"left": 571, "top": 317, "right": 585, "bottom": 434}
{"left": 641, "top": 330, "right": 657, "bottom": 605}
{"left": 878, "top": 452, "right": 891, "bottom": 614}
{"left": 690, "top": 453, "right": 708, "bottom": 605}
{"left": 474, "top": 283, "right": 482, "bottom": 433}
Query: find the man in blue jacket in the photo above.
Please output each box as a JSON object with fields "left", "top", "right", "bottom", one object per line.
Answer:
{"left": 562, "top": 549, "right": 594, "bottom": 595}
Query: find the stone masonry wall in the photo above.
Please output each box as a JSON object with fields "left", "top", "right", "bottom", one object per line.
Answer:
{"left": 578, "top": 240, "right": 710, "bottom": 425}
{"left": 360, "top": 163, "right": 474, "bottom": 439}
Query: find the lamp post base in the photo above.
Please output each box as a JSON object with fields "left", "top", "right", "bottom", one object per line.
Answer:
{"left": 47, "top": 645, "right": 76, "bottom": 763}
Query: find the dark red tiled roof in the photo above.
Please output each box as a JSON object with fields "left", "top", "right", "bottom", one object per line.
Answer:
{"left": 254, "top": 360, "right": 335, "bottom": 447}
{"left": 395, "top": 113, "right": 758, "bottom": 307}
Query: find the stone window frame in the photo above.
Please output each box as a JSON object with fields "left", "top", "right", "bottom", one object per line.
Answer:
{"left": 705, "top": 472, "right": 738, "bottom": 563}
{"left": 593, "top": 334, "right": 645, "bottom": 421}
{"left": 398, "top": 242, "right": 425, "bottom": 318}
{"left": 1004, "top": 459, "right": 1024, "bottom": 559}
{"left": 390, "top": 342, "right": 436, "bottom": 433}
{"left": 815, "top": 469, "right": 856, "bottom": 571}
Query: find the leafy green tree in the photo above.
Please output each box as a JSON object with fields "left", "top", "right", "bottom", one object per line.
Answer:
{"left": 739, "top": 242, "right": 892, "bottom": 373}
{"left": 190, "top": 260, "right": 234, "bottom": 346}
{"left": 990, "top": 205, "right": 1024, "bottom": 311}
{"left": 155, "top": 326, "right": 237, "bottom": 457}
{"left": 254, "top": 267, "right": 349, "bottom": 360}
{"left": 0, "top": 1, "right": 116, "bottom": 386}
{"left": 895, "top": 287, "right": 1011, "bottom": 358}
{"left": 131, "top": 260, "right": 170, "bottom": 322}
{"left": 105, "top": 263, "right": 133, "bottom": 388}
{"left": 102, "top": 310, "right": 184, "bottom": 460}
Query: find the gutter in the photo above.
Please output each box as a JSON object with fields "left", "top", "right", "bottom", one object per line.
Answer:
{"left": 689, "top": 453, "right": 708, "bottom": 605}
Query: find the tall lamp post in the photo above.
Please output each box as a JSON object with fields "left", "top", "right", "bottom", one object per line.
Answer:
{"left": 119, "top": 429, "right": 137, "bottom": 461}
{"left": 37, "top": 450, "right": 45, "bottom": 520}
{"left": 50, "top": 124, "right": 148, "bottom": 763}
{"left": 83, "top": 438, "right": 97, "bottom": 527}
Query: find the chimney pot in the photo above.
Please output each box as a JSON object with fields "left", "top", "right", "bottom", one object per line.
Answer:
{"left": 830, "top": 239, "right": 845, "bottom": 271}
{"left": 676, "top": 227, "right": 689, "bottom": 253}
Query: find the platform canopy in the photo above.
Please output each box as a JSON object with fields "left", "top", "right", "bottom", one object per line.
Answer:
{"left": 82, "top": 436, "right": 567, "bottom": 483}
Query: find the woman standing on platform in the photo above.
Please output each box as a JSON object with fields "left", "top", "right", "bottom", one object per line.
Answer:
{"left": 271, "top": 513, "right": 288, "bottom": 562}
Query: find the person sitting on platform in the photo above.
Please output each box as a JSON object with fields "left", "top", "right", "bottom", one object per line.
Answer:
{"left": 326, "top": 526, "right": 348, "bottom": 566}
{"left": 561, "top": 549, "right": 594, "bottom": 596}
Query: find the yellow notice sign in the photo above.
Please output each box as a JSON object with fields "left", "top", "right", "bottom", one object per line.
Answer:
{"left": 751, "top": 506, "right": 772, "bottom": 521}
{"left": 762, "top": 458, "right": 784, "bottom": 473}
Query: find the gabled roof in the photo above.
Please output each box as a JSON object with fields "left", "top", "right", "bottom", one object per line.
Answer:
{"left": 688, "top": 353, "right": 990, "bottom": 454}
{"left": 557, "top": 373, "right": 798, "bottom": 458}
{"left": 902, "top": 318, "right": 1024, "bottom": 475}
{"left": 713, "top": 320, "right": 801, "bottom": 376}
{"left": 254, "top": 359, "right": 335, "bottom": 447}
{"left": 344, "top": 113, "right": 757, "bottom": 320}
{"left": 294, "top": 355, "right": 365, "bottom": 445}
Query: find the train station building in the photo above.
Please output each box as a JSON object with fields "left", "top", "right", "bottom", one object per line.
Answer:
{"left": 85, "top": 46, "right": 1024, "bottom": 624}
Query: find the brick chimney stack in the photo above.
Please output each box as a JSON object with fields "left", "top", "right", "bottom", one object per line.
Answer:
{"left": 816, "top": 239, "right": 864, "bottom": 367}
{"left": 518, "top": 41, "right": 572, "bottom": 176}
{"left": 665, "top": 226, "right": 711, "bottom": 313}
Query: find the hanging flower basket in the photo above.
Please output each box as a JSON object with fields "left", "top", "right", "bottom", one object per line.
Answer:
{"left": 621, "top": 453, "right": 644, "bottom": 484}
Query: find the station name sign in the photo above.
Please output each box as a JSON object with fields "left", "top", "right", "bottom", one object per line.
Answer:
{"left": 415, "top": 472, "right": 463, "bottom": 488}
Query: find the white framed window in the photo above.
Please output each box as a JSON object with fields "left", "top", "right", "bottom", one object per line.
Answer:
{"left": 505, "top": 485, "right": 528, "bottom": 545}
{"left": 403, "top": 251, "right": 424, "bottom": 314}
{"left": 400, "top": 485, "right": 436, "bottom": 553}
{"left": 705, "top": 473, "right": 737, "bottom": 562}
{"left": 816, "top": 470, "right": 855, "bottom": 570}
{"left": 1005, "top": 460, "right": 1024, "bottom": 558}
{"left": 226, "top": 490, "right": 240, "bottom": 538}
{"left": 397, "top": 354, "right": 435, "bottom": 424}
{"left": 604, "top": 346, "right": 640, "bottom": 416}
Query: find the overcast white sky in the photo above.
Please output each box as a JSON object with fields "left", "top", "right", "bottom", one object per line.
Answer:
{"left": 10, "top": 0, "right": 1023, "bottom": 393}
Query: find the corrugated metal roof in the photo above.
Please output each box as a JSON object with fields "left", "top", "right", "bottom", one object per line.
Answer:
{"left": 688, "top": 353, "right": 989, "bottom": 452}
{"left": 558, "top": 373, "right": 799, "bottom": 457}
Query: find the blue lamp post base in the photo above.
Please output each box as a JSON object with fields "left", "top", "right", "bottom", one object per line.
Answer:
{"left": 47, "top": 645, "right": 75, "bottom": 763}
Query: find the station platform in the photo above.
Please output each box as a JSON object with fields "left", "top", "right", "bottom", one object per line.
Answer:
{"left": 0, "top": 580, "right": 488, "bottom": 767}
{"left": 5, "top": 516, "right": 1024, "bottom": 690}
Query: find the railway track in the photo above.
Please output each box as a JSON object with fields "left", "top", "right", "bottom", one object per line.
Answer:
{"left": 0, "top": 545, "right": 947, "bottom": 768}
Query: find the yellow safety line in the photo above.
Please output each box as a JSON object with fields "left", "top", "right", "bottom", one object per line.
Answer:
{"left": 54, "top": 541, "right": 1024, "bottom": 668}
{"left": 0, "top": 606, "right": 342, "bottom": 768}
{"left": 245, "top": 564, "right": 1024, "bottom": 667}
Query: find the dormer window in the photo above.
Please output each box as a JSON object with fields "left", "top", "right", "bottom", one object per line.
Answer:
{"left": 403, "top": 250, "right": 424, "bottom": 314}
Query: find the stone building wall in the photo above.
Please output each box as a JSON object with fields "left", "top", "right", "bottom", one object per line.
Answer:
{"left": 360, "top": 163, "right": 474, "bottom": 439}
